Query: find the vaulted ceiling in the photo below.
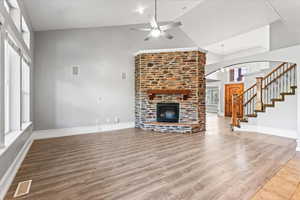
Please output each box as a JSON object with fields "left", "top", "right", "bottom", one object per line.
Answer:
{"left": 24, "top": 0, "right": 300, "bottom": 55}
{"left": 23, "top": 0, "right": 205, "bottom": 31}
{"left": 268, "top": 0, "right": 300, "bottom": 34}
{"left": 179, "top": 0, "right": 279, "bottom": 46}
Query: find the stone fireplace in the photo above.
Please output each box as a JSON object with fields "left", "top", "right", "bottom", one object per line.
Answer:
{"left": 135, "top": 48, "right": 206, "bottom": 133}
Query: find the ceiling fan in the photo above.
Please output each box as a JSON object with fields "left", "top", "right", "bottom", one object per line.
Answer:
{"left": 131, "top": 0, "right": 183, "bottom": 41}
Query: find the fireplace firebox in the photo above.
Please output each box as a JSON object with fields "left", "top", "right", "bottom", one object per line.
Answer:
{"left": 157, "top": 103, "right": 179, "bottom": 123}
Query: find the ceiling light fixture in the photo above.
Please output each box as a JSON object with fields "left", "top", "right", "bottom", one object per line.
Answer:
{"left": 135, "top": 6, "right": 146, "bottom": 14}
{"left": 131, "top": 0, "right": 182, "bottom": 41}
{"left": 150, "top": 29, "right": 161, "bottom": 37}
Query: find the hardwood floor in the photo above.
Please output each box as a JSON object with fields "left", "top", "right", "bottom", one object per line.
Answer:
{"left": 251, "top": 154, "right": 300, "bottom": 200}
{"left": 4, "top": 114, "right": 297, "bottom": 200}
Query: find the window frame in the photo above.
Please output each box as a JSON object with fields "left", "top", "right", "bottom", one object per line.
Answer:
{"left": 21, "top": 58, "right": 30, "bottom": 125}
{"left": 0, "top": 0, "right": 32, "bottom": 149}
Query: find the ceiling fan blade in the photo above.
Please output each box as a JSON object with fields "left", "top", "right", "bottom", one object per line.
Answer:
{"left": 150, "top": 16, "right": 159, "bottom": 29}
{"left": 162, "top": 32, "right": 174, "bottom": 40}
{"left": 160, "top": 21, "right": 182, "bottom": 31}
{"left": 144, "top": 33, "right": 152, "bottom": 41}
{"left": 130, "top": 27, "right": 152, "bottom": 32}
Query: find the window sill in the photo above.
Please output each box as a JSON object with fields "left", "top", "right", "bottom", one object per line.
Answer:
{"left": 0, "top": 121, "right": 32, "bottom": 157}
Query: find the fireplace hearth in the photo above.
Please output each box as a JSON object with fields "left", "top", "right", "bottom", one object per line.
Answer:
{"left": 157, "top": 103, "right": 179, "bottom": 123}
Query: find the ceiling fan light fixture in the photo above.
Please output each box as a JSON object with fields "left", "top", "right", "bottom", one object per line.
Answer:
{"left": 135, "top": 6, "right": 146, "bottom": 14}
{"left": 131, "top": 0, "right": 182, "bottom": 41}
{"left": 151, "top": 29, "right": 161, "bottom": 37}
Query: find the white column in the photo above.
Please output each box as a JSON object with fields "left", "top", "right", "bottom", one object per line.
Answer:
{"left": 0, "top": 25, "right": 5, "bottom": 148}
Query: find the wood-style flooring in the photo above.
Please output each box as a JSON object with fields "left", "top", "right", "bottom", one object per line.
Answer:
{"left": 251, "top": 154, "right": 300, "bottom": 200}
{"left": 4, "top": 114, "right": 297, "bottom": 200}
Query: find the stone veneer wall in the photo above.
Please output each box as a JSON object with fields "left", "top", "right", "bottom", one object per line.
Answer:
{"left": 135, "top": 49, "right": 206, "bottom": 133}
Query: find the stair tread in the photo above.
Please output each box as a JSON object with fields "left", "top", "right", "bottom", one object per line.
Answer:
{"left": 255, "top": 109, "right": 265, "bottom": 112}
{"left": 264, "top": 104, "right": 274, "bottom": 107}
{"left": 246, "top": 114, "right": 257, "bottom": 117}
{"left": 280, "top": 92, "right": 295, "bottom": 95}
{"left": 271, "top": 98, "right": 284, "bottom": 101}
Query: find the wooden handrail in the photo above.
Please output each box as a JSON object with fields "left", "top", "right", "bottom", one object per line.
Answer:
{"left": 263, "top": 64, "right": 296, "bottom": 89}
{"left": 263, "top": 62, "right": 287, "bottom": 80}
{"left": 243, "top": 94, "right": 257, "bottom": 106}
{"left": 237, "top": 83, "right": 256, "bottom": 98}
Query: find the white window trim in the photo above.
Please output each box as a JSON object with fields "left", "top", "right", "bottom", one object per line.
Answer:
{"left": 0, "top": 121, "right": 31, "bottom": 156}
{"left": 0, "top": 25, "right": 5, "bottom": 148}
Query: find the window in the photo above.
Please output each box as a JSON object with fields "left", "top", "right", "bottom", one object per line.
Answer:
{"left": 5, "top": 35, "right": 21, "bottom": 133}
{"left": 206, "top": 87, "right": 219, "bottom": 113}
{"left": 21, "top": 17, "right": 30, "bottom": 48}
{"left": 3, "top": 0, "right": 10, "bottom": 12}
{"left": 206, "top": 87, "right": 219, "bottom": 106}
{"left": 0, "top": 0, "right": 32, "bottom": 148}
{"left": 4, "top": 0, "right": 21, "bottom": 31}
{"left": 4, "top": 40, "right": 10, "bottom": 134}
{"left": 21, "top": 59, "right": 30, "bottom": 124}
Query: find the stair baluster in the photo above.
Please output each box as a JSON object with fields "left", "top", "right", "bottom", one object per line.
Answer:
{"left": 231, "top": 62, "right": 297, "bottom": 129}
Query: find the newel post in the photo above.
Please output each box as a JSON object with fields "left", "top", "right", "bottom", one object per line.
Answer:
{"left": 255, "top": 77, "right": 264, "bottom": 112}
{"left": 231, "top": 94, "right": 238, "bottom": 127}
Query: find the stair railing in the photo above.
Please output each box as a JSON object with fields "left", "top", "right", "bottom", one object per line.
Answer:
{"left": 262, "top": 63, "right": 297, "bottom": 106}
{"left": 231, "top": 62, "right": 297, "bottom": 128}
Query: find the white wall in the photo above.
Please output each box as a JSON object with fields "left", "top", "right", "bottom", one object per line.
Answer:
{"left": 206, "top": 52, "right": 224, "bottom": 65}
{"left": 224, "top": 47, "right": 269, "bottom": 61}
{"left": 34, "top": 25, "right": 196, "bottom": 130}
{"left": 270, "top": 21, "right": 300, "bottom": 50}
{"left": 244, "top": 94, "right": 298, "bottom": 138}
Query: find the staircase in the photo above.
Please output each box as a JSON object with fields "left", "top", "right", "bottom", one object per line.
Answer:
{"left": 231, "top": 62, "right": 298, "bottom": 129}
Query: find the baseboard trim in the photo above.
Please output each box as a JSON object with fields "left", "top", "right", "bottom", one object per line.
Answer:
{"left": 33, "top": 122, "right": 135, "bottom": 140}
{"left": 297, "top": 140, "right": 300, "bottom": 152}
{"left": 0, "top": 135, "right": 33, "bottom": 200}
{"left": 235, "top": 124, "right": 298, "bottom": 139}
{"left": 218, "top": 112, "right": 225, "bottom": 117}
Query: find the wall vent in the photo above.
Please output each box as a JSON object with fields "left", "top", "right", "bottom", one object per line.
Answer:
{"left": 14, "top": 180, "right": 32, "bottom": 198}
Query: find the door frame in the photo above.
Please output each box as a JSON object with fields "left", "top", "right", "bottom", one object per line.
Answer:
{"left": 224, "top": 83, "right": 244, "bottom": 117}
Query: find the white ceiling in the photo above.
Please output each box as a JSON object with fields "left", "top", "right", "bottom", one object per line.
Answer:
{"left": 23, "top": 0, "right": 300, "bottom": 56}
{"left": 268, "top": 0, "right": 300, "bottom": 34}
{"left": 23, "top": 0, "right": 205, "bottom": 31}
{"left": 204, "top": 25, "right": 270, "bottom": 55}
{"left": 179, "top": 0, "right": 280, "bottom": 46}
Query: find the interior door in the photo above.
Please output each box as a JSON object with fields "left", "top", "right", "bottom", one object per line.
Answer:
{"left": 225, "top": 83, "right": 244, "bottom": 117}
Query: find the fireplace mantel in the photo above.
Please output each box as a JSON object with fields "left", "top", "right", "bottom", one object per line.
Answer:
{"left": 147, "top": 89, "right": 191, "bottom": 100}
